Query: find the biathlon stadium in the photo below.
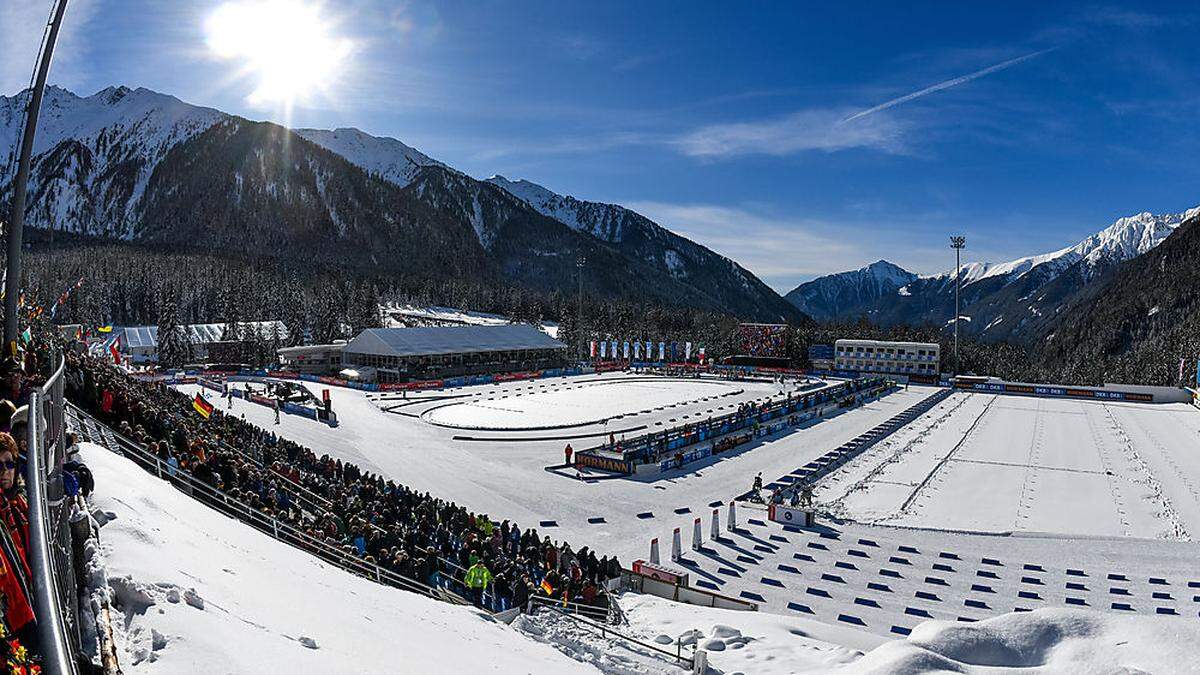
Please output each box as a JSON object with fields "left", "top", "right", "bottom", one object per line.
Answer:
{"left": 16, "top": 316, "right": 1180, "bottom": 673}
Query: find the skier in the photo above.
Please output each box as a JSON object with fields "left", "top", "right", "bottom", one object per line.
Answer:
{"left": 752, "top": 472, "right": 763, "bottom": 501}
{"left": 274, "top": 398, "right": 281, "bottom": 424}
{"left": 564, "top": 443, "right": 573, "bottom": 466}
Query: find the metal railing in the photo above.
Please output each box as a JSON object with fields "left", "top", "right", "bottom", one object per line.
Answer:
{"left": 529, "top": 597, "right": 694, "bottom": 668}
{"left": 26, "top": 354, "right": 82, "bottom": 675}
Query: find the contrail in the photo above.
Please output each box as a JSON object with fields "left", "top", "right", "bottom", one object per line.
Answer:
{"left": 843, "top": 48, "right": 1055, "bottom": 123}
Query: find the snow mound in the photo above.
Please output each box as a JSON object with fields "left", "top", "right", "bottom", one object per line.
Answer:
{"left": 847, "top": 609, "right": 1200, "bottom": 674}
{"left": 78, "top": 442, "right": 597, "bottom": 674}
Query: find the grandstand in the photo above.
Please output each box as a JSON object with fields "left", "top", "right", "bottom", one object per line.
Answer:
{"left": 341, "top": 324, "right": 567, "bottom": 383}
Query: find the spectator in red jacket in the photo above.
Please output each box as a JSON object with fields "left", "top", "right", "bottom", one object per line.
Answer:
{"left": 0, "top": 433, "right": 34, "bottom": 637}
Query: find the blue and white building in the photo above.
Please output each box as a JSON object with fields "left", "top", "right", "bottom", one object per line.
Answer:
{"left": 834, "top": 339, "right": 940, "bottom": 376}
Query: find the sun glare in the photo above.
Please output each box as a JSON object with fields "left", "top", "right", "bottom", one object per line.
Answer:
{"left": 205, "top": 0, "right": 352, "bottom": 106}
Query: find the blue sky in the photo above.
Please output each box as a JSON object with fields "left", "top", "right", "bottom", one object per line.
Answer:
{"left": 3, "top": 1, "right": 1199, "bottom": 291}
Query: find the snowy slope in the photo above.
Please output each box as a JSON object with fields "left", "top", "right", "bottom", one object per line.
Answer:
{"left": 292, "top": 127, "right": 447, "bottom": 187}
{"left": 0, "top": 86, "right": 225, "bottom": 235}
{"left": 80, "top": 442, "right": 598, "bottom": 674}
{"left": 485, "top": 176, "right": 613, "bottom": 238}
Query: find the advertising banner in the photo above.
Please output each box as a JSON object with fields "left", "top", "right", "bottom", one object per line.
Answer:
{"left": 768, "top": 504, "right": 814, "bottom": 527}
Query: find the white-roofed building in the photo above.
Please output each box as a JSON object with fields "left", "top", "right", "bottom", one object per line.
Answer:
{"left": 110, "top": 321, "right": 288, "bottom": 365}
{"left": 342, "top": 324, "right": 567, "bottom": 382}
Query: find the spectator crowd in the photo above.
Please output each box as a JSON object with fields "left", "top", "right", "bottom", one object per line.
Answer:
{"left": 734, "top": 324, "right": 788, "bottom": 359}
{"left": 64, "top": 348, "right": 622, "bottom": 617}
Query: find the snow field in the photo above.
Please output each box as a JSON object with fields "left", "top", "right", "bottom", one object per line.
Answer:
{"left": 524, "top": 591, "right": 1200, "bottom": 674}
{"left": 817, "top": 392, "right": 1200, "bottom": 539}
{"left": 420, "top": 377, "right": 745, "bottom": 431}
{"left": 656, "top": 506, "right": 1200, "bottom": 639}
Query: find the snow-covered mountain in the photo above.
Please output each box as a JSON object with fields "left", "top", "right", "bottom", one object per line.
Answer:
{"left": 293, "top": 127, "right": 447, "bottom": 188}
{"left": 486, "top": 175, "right": 627, "bottom": 242}
{"left": 0, "top": 85, "right": 803, "bottom": 321}
{"left": 791, "top": 206, "right": 1199, "bottom": 340}
{"left": 0, "top": 85, "right": 225, "bottom": 237}
{"left": 482, "top": 175, "right": 799, "bottom": 319}
{"left": 916, "top": 208, "right": 1200, "bottom": 292}
{"left": 784, "top": 260, "right": 917, "bottom": 321}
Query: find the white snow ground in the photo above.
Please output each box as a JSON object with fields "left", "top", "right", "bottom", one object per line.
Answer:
{"left": 80, "top": 442, "right": 599, "bottom": 674}
{"left": 522, "top": 592, "right": 1200, "bottom": 674}
{"left": 816, "top": 391, "right": 1200, "bottom": 539}
{"left": 420, "top": 377, "right": 748, "bottom": 430}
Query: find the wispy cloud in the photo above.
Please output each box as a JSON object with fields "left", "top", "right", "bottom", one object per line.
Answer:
{"left": 623, "top": 201, "right": 883, "bottom": 291}
{"left": 1082, "top": 7, "right": 1170, "bottom": 29}
{"left": 843, "top": 48, "right": 1055, "bottom": 122}
{"left": 623, "top": 200, "right": 1059, "bottom": 291}
{"left": 0, "top": 0, "right": 100, "bottom": 94}
{"left": 672, "top": 107, "right": 906, "bottom": 159}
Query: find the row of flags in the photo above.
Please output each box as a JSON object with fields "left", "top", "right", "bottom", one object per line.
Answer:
{"left": 588, "top": 339, "right": 705, "bottom": 363}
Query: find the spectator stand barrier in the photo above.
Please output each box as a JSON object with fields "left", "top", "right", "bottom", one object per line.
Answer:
{"left": 526, "top": 591, "right": 611, "bottom": 624}
{"left": 621, "top": 566, "right": 758, "bottom": 612}
{"left": 576, "top": 376, "right": 891, "bottom": 475}
{"left": 528, "top": 596, "right": 695, "bottom": 669}
{"left": 27, "top": 353, "right": 84, "bottom": 674}
{"left": 64, "top": 403, "right": 471, "bottom": 609}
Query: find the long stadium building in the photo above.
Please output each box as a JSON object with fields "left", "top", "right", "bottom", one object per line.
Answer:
{"left": 341, "top": 324, "right": 567, "bottom": 382}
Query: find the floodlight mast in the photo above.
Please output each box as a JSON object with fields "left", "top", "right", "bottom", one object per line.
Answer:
{"left": 5, "top": 0, "right": 70, "bottom": 348}
{"left": 950, "top": 235, "right": 966, "bottom": 377}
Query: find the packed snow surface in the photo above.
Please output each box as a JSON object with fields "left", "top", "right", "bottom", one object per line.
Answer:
{"left": 817, "top": 391, "right": 1200, "bottom": 538}
{"left": 79, "top": 442, "right": 598, "bottom": 674}
{"left": 523, "top": 592, "right": 1200, "bottom": 674}
{"left": 422, "top": 378, "right": 743, "bottom": 430}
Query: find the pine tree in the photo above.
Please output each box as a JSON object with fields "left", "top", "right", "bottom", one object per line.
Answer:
{"left": 156, "top": 291, "right": 189, "bottom": 368}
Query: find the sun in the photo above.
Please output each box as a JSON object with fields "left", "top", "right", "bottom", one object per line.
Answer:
{"left": 205, "top": 0, "right": 352, "bottom": 107}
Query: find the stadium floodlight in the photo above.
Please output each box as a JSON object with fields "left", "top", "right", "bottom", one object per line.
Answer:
{"left": 950, "top": 236, "right": 966, "bottom": 377}
{"left": 5, "top": 0, "right": 70, "bottom": 349}
{"left": 576, "top": 254, "right": 586, "bottom": 362}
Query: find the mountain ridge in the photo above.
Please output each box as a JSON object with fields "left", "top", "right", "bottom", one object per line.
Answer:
{"left": 1, "top": 85, "right": 805, "bottom": 323}
{"left": 789, "top": 206, "right": 1199, "bottom": 339}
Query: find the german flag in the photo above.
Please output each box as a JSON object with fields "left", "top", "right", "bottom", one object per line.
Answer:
{"left": 539, "top": 578, "right": 553, "bottom": 596}
{"left": 192, "top": 393, "right": 214, "bottom": 419}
